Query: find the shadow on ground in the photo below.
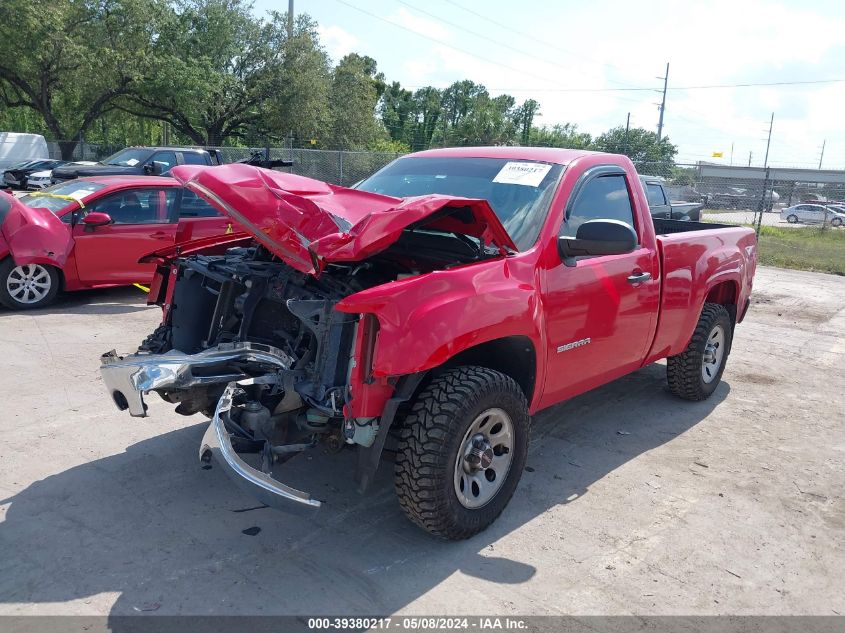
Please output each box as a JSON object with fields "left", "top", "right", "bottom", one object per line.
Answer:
{"left": 0, "top": 364, "right": 729, "bottom": 619}
{"left": 0, "top": 287, "right": 151, "bottom": 317}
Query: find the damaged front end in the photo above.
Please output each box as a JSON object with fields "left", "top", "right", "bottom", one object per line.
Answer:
{"left": 99, "top": 164, "right": 514, "bottom": 513}
{"left": 100, "top": 246, "right": 370, "bottom": 513}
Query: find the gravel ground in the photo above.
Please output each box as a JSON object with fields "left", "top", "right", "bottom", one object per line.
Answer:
{"left": 0, "top": 266, "right": 842, "bottom": 617}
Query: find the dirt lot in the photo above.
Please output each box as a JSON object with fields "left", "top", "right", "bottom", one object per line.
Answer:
{"left": 0, "top": 266, "right": 842, "bottom": 617}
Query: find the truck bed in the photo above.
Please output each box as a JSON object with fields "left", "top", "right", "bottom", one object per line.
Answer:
{"left": 646, "top": 219, "right": 757, "bottom": 364}
{"left": 652, "top": 218, "right": 734, "bottom": 234}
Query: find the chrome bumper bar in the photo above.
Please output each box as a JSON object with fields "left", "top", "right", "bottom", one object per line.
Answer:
{"left": 199, "top": 382, "right": 321, "bottom": 514}
{"left": 99, "top": 342, "right": 293, "bottom": 417}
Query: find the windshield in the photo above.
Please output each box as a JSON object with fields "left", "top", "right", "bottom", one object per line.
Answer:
{"left": 356, "top": 157, "right": 564, "bottom": 250}
{"left": 20, "top": 180, "right": 108, "bottom": 214}
{"left": 101, "top": 148, "right": 153, "bottom": 167}
{"left": 8, "top": 160, "right": 37, "bottom": 170}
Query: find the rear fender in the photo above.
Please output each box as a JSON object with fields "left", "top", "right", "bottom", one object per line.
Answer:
{"left": 0, "top": 193, "right": 72, "bottom": 267}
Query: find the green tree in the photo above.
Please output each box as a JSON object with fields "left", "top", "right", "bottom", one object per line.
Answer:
{"left": 514, "top": 99, "right": 540, "bottom": 145}
{"left": 592, "top": 126, "right": 677, "bottom": 169}
{"left": 121, "top": 0, "right": 286, "bottom": 146}
{"left": 671, "top": 166, "right": 697, "bottom": 186}
{"left": 452, "top": 92, "right": 517, "bottom": 146}
{"left": 529, "top": 123, "right": 592, "bottom": 148}
{"left": 328, "top": 53, "right": 385, "bottom": 149}
{"left": 440, "top": 80, "right": 486, "bottom": 130}
{"left": 408, "top": 87, "right": 442, "bottom": 151}
{"left": 260, "top": 14, "right": 332, "bottom": 146}
{"left": 0, "top": 0, "right": 162, "bottom": 159}
{"left": 380, "top": 81, "right": 415, "bottom": 146}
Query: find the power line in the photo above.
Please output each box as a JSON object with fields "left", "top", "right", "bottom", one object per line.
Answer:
{"left": 330, "top": 0, "right": 647, "bottom": 107}
{"left": 393, "top": 0, "right": 637, "bottom": 90}
{"left": 442, "top": 0, "right": 648, "bottom": 84}
{"left": 402, "top": 78, "right": 845, "bottom": 92}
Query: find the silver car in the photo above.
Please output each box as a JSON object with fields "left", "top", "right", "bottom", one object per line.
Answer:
{"left": 780, "top": 204, "right": 845, "bottom": 227}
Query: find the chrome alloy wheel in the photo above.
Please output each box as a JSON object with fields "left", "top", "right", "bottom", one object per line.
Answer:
{"left": 701, "top": 324, "right": 725, "bottom": 384}
{"left": 453, "top": 407, "right": 514, "bottom": 509}
{"left": 6, "top": 264, "right": 52, "bottom": 305}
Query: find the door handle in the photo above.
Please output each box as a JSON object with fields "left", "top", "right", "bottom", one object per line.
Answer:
{"left": 627, "top": 271, "right": 652, "bottom": 284}
{"left": 149, "top": 231, "right": 170, "bottom": 240}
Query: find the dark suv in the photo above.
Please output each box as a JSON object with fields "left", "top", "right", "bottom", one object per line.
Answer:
{"left": 51, "top": 147, "right": 222, "bottom": 184}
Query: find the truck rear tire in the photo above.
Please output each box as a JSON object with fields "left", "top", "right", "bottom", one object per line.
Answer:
{"left": 667, "top": 303, "right": 733, "bottom": 401}
{"left": 394, "top": 366, "right": 530, "bottom": 540}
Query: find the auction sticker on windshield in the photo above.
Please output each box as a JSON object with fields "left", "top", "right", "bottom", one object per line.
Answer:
{"left": 492, "top": 161, "right": 552, "bottom": 187}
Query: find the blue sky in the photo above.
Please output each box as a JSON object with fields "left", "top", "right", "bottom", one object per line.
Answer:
{"left": 253, "top": 0, "right": 845, "bottom": 168}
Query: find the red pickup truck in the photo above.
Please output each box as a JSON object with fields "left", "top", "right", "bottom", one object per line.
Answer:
{"left": 99, "top": 147, "right": 757, "bottom": 539}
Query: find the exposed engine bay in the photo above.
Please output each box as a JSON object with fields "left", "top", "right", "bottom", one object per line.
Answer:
{"left": 102, "top": 223, "right": 502, "bottom": 481}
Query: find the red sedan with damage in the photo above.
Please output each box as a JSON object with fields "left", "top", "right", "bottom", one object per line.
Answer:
{"left": 99, "top": 147, "right": 757, "bottom": 539}
{"left": 0, "top": 176, "right": 232, "bottom": 309}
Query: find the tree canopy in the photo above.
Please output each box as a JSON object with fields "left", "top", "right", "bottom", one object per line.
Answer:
{"left": 0, "top": 0, "right": 678, "bottom": 168}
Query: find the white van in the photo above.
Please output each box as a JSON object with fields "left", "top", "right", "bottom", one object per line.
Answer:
{"left": 0, "top": 132, "right": 49, "bottom": 171}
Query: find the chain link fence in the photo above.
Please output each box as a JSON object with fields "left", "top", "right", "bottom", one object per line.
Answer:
{"left": 638, "top": 161, "right": 845, "bottom": 227}
{"left": 42, "top": 143, "right": 845, "bottom": 273}
{"left": 210, "top": 146, "right": 403, "bottom": 187}
{"left": 47, "top": 141, "right": 402, "bottom": 188}
{"left": 638, "top": 161, "right": 845, "bottom": 274}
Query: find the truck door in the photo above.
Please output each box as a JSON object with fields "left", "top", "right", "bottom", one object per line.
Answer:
{"left": 72, "top": 188, "right": 179, "bottom": 285}
{"left": 644, "top": 181, "right": 671, "bottom": 219}
{"left": 539, "top": 167, "right": 660, "bottom": 408}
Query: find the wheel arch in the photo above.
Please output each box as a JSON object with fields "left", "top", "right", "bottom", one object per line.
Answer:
{"left": 355, "top": 336, "right": 538, "bottom": 493}
{"left": 438, "top": 335, "right": 537, "bottom": 405}
{"left": 0, "top": 253, "right": 65, "bottom": 291}
{"left": 704, "top": 279, "right": 739, "bottom": 326}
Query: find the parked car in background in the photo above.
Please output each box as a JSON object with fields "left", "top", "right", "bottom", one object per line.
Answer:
{"left": 0, "top": 176, "right": 234, "bottom": 309}
{"left": 0, "top": 132, "right": 48, "bottom": 171}
{"left": 50, "top": 146, "right": 223, "bottom": 184}
{"left": 25, "top": 161, "right": 97, "bottom": 190}
{"left": 2, "top": 160, "right": 39, "bottom": 188}
{"left": 708, "top": 187, "right": 779, "bottom": 211}
{"left": 25, "top": 169, "right": 58, "bottom": 190}
{"left": 781, "top": 203, "right": 845, "bottom": 226}
{"left": 640, "top": 175, "right": 704, "bottom": 221}
{"left": 2, "top": 159, "right": 66, "bottom": 189}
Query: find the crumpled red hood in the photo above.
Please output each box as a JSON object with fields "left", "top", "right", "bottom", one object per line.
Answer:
{"left": 170, "top": 164, "right": 516, "bottom": 275}
{"left": 0, "top": 192, "right": 73, "bottom": 267}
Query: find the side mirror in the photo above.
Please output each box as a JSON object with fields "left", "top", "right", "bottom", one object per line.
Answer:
{"left": 144, "top": 161, "right": 166, "bottom": 175}
{"left": 558, "top": 219, "right": 637, "bottom": 266}
{"left": 83, "top": 211, "right": 113, "bottom": 228}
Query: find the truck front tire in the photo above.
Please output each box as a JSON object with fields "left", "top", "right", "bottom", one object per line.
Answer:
{"left": 394, "top": 366, "right": 530, "bottom": 540}
{"left": 667, "top": 303, "right": 733, "bottom": 401}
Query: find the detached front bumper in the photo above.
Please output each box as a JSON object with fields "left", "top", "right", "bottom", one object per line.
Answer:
{"left": 99, "top": 342, "right": 321, "bottom": 514}
{"left": 199, "top": 383, "right": 321, "bottom": 514}
{"left": 99, "top": 342, "right": 293, "bottom": 417}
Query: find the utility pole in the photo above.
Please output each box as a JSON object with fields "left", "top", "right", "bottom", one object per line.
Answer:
{"left": 730, "top": 142, "right": 734, "bottom": 166}
{"left": 819, "top": 140, "right": 826, "bottom": 169}
{"left": 623, "top": 112, "right": 630, "bottom": 155}
{"left": 763, "top": 112, "right": 774, "bottom": 168}
{"left": 748, "top": 151, "right": 752, "bottom": 167}
{"left": 287, "top": 0, "right": 294, "bottom": 39}
{"left": 656, "top": 62, "right": 669, "bottom": 141}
